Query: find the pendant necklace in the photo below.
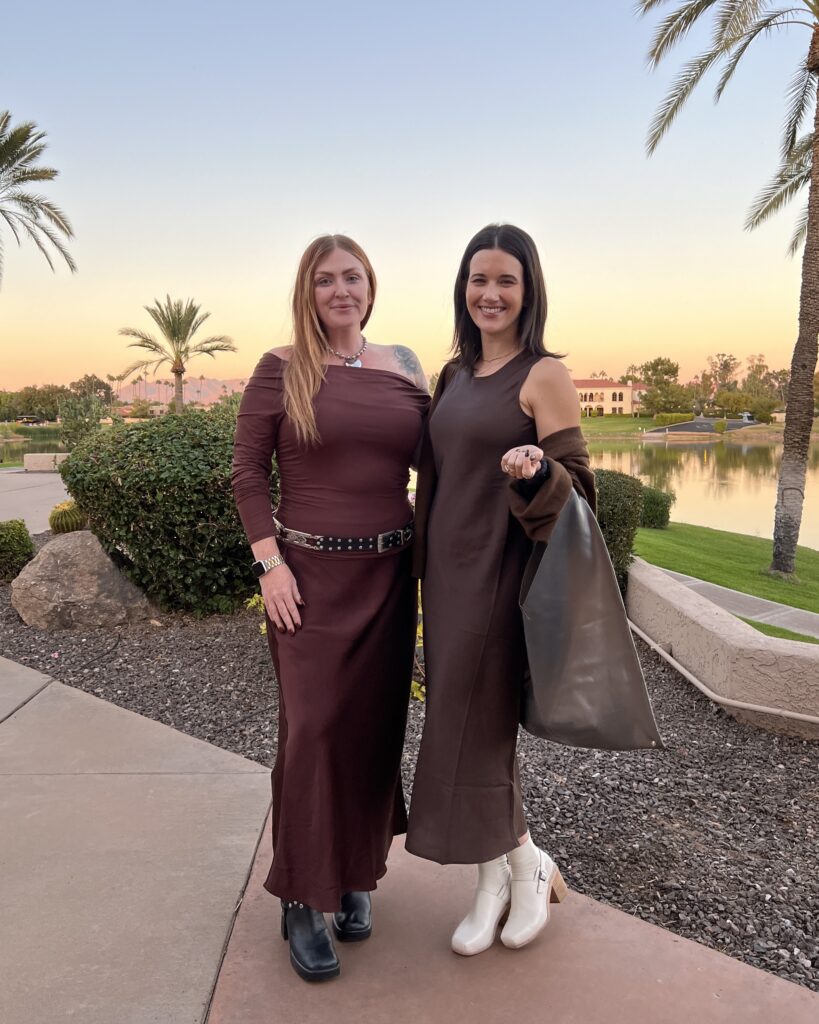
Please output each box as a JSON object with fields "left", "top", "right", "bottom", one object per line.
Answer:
{"left": 329, "top": 336, "right": 367, "bottom": 368}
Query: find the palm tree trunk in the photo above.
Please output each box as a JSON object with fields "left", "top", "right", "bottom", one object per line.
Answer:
{"left": 173, "top": 371, "right": 184, "bottom": 413}
{"left": 771, "top": 31, "right": 819, "bottom": 574}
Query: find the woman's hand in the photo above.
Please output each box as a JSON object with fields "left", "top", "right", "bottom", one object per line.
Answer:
{"left": 260, "top": 562, "right": 304, "bottom": 635}
{"left": 500, "top": 445, "right": 544, "bottom": 480}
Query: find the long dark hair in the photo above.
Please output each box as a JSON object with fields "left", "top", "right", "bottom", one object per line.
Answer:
{"left": 452, "top": 223, "right": 561, "bottom": 369}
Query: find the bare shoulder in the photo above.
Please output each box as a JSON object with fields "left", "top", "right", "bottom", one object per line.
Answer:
{"left": 387, "top": 344, "right": 429, "bottom": 390}
{"left": 521, "top": 356, "right": 580, "bottom": 428}
{"left": 265, "top": 345, "right": 292, "bottom": 361}
{"left": 526, "top": 355, "right": 573, "bottom": 389}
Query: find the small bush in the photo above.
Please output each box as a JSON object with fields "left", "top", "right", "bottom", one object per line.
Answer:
{"left": 59, "top": 393, "right": 105, "bottom": 451}
{"left": 653, "top": 413, "right": 693, "bottom": 427}
{"left": 594, "top": 469, "right": 644, "bottom": 592}
{"left": 49, "top": 499, "right": 87, "bottom": 534}
{"left": 0, "top": 519, "right": 35, "bottom": 582}
{"left": 713, "top": 420, "right": 727, "bottom": 434}
{"left": 61, "top": 406, "right": 278, "bottom": 613}
{"left": 641, "top": 486, "right": 676, "bottom": 529}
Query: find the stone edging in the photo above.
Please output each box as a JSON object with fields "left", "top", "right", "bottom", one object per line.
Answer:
{"left": 626, "top": 558, "right": 819, "bottom": 740}
{"left": 23, "top": 453, "right": 68, "bottom": 472}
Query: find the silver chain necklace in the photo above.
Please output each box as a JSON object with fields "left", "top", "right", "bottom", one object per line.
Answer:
{"left": 329, "top": 336, "right": 367, "bottom": 368}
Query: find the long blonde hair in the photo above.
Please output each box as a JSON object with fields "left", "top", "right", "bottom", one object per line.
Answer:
{"left": 284, "top": 234, "right": 376, "bottom": 445}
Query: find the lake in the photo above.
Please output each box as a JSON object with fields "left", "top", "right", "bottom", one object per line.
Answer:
{"left": 1, "top": 439, "right": 66, "bottom": 465}
{"left": 589, "top": 439, "right": 819, "bottom": 551}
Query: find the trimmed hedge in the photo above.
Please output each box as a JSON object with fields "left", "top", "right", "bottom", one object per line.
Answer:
{"left": 60, "top": 406, "right": 277, "bottom": 613}
{"left": 594, "top": 469, "right": 644, "bottom": 591}
{"left": 0, "top": 519, "right": 35, "bottom": 582}
{"left": 653, "top": 412, "right": 693, "bottom": 426}
{"left": 641, "top": 486, "right": 676, "bottom": 529}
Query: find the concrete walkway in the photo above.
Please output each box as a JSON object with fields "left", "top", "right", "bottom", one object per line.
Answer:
{"left": 1, "top": 656, "right": 816, "bottom": 1023}
{"left": 0, "top": 468, "right": 68, "bottom": 533}
{"left": 662, "top": 568, "right": 819, "bottom": 640}
{"left": 0, "top": 657, "right": 270, "bottom": 1024}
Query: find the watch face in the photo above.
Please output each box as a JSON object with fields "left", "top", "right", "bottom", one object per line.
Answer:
{"left": 252, "top": 561, "right": 265, "bottom": 578}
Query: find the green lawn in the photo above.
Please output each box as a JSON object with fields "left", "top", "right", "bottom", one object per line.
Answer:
{"left": 634, "top": 523, "right": 819, "bottom": 613}
{"left": 739, "top": 617, "right": 819, "bottom": 645}
{"left": 580, "top": 415, "right": 655, "bottom": 437}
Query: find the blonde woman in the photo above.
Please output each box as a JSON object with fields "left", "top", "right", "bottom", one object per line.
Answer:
{"left": 232, "top": 235, "right": 428, "bottom": 982}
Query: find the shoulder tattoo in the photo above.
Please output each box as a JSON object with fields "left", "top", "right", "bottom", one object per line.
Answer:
{"left": 394, "top": 345, "right": 425, "bottom": 385}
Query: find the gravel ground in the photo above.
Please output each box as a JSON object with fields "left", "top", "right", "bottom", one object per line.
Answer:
{"left": 1, "top": 537, "right": 817, "bottom": 991}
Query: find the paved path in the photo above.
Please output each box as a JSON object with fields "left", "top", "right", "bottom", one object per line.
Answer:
{"left": 0, "top": 657, "right": 270, "bottom": 1024}
{"left": 208, "top": 830, "right": 818, "bottom": 1024}
{"left": 2, "top": 656, "right": 817, "bottom": 1023}
{"left": 0, "top": 469, "right": 68, "bottom": 533}
{"left": 645, "top": 418, "right": 754, "bottom": 434}
{"left": 662, "top": 568, "right": 819, "bottom": 640}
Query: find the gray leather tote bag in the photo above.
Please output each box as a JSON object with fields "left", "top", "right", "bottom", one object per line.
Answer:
{"left": 520, "top": 490, "right": 663, "bottom": 751}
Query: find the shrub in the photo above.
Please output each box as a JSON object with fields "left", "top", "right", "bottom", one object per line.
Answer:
{"left": 59, "top": 392, "right": 105, "bottom": 451}
{"left": 594, "top": 470, "right": 644, "bottom": 592}
{"left": 653, "top": 412, "right": 693, "bottom": 427}
{"left": 0, "top": 519, "right": 35, "bottom": 582}
{"left": 60, "top": 407, "right": 277, "bottom": 613}
{"left": 48, "top": 499, "right": 87, "bottom": 534}
{"left": 713, "top": 419, "right": 727, "bottom": 434}
{"left": 641, "top": 486, "right": 676, "bottom": 529}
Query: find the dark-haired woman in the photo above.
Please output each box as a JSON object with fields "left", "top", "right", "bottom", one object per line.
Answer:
{"left": 406, "top": 224, "right": 596, "bottom": 954}
{"left": 232, "top": 234, "right": 428, "bottom": 981}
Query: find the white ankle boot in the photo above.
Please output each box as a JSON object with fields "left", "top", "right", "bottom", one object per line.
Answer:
{"left": 451, "top": 855, "right": 511, "bottom": 956}
{"left": 500, "top": 845, "right": 567, "bottom": 949}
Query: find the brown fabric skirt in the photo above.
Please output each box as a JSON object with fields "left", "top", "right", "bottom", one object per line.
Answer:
{"left": 263, "top": 543, "right": 416, "bottom": 912}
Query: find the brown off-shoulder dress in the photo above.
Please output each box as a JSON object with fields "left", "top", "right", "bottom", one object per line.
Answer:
{"left": 231, "top": 352, "right": 428, "bottom": 911}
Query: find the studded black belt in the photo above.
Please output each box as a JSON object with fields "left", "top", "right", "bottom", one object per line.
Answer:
{"left": 273, "top": 516, "right": 414, "bottom": 554}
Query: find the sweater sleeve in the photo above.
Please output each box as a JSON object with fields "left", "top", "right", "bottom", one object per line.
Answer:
{"left": 231, "top": 354, "right": 284, "bottom": 545}
{"left": 507, "top": 426, "right": 596, "bottom": 544}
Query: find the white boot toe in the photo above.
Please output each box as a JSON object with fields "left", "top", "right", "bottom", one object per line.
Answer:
{"left": 451, "top": 874, "right": 511, "bottom": 956}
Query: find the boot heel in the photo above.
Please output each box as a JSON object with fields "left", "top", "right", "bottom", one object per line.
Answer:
{"left": 550, "top": 869, "right": 568, "bottom": 904}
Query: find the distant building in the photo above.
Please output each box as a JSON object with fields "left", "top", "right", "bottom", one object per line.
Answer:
{"left": 573, "top": 380, "right": 646, "bottom": 416}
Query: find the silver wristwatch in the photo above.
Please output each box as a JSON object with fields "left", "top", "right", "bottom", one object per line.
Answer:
{"left": 252, "top": 554, "right": 285, "bottom": 578}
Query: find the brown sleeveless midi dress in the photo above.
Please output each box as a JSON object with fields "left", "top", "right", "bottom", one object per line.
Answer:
{"left": 406, "top": 350, "right": 540, "bottom": 865}
{"left": 232, "top": 352, "right": 429, "bottom": 910}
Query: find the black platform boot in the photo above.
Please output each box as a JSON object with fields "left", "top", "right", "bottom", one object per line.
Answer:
{"left": 280, "top": 900, "right": 341, "bottom": 982}
{"left": 332, "top": 891, "right": 373, "bottom": 942}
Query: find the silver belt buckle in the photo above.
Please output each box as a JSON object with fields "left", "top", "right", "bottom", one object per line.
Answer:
{"left": 275, "top": 517, "right": 323, "bottom": 551}
{"left": 377, "top": 531, "right": 391, "bottom": 554}
{"left": 290, "top": 528, "right": 323, "bottom": 551}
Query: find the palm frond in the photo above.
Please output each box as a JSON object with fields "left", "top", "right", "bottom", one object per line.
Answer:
{"left": 647, "top": 49, "right": 722, "bottom": 153}
{"left": 0, "top": 209, "right": 22, "bottom": 244}
{"left": 636, "top": 1, "right": 682, "bottom": 15}
{"left": 745, "top": 132, "right": 812, "bottom": 229}
{"left": 714, "top": 1, "right": 769, "bottom": 46}
{"left": 787, "top": 200, "right": 809, "bottom": 255}
{"left": 715, "top": 9, "right": 803, "bottom": 100}
{"left": 645, "top": 0, "right": 723, "bottom": 67}
{"left": 781, "top": 61, "right": 814, "bottom": 157}
{"left": 119, "top": 328, "right": 166, "bottom": 352}
{"left": 0, "top": 111, "right": 74, "bottom": 284}
{"left": 121, "top": 357, "right": 166, "bottom": 380}
{"left": 189, "top": 336, "right": 237, "bottom": 356}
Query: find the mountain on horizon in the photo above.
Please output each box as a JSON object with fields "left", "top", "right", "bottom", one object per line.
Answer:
{"left": 117, "top": 377, "right": 247, "bottom": 406}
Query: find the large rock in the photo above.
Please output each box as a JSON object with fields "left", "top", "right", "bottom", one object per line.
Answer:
{"left": 10, "top": 531, "right": 153, "bottom": 629}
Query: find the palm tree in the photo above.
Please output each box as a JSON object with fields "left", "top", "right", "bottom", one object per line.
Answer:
{"left": 0, "top": 110, "right": 76, "bottom": 286}
{"left": 120, "top": 295, "right": 236, "bottom": 413}
{"left": 638, "top": 1, "right": 819, "bottom": 575}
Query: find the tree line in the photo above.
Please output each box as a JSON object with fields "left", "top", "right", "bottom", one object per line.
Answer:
{"left": 621, "top": 353, "right": 810, "bottom": 422}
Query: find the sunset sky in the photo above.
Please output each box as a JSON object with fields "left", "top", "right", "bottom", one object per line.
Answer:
{"left": 1, "top": 1, "right": 812, "bottom": 390}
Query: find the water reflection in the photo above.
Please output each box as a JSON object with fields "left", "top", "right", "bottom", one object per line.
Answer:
{"left": 588, "top": 440, "right": 819, "bottom": 550}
